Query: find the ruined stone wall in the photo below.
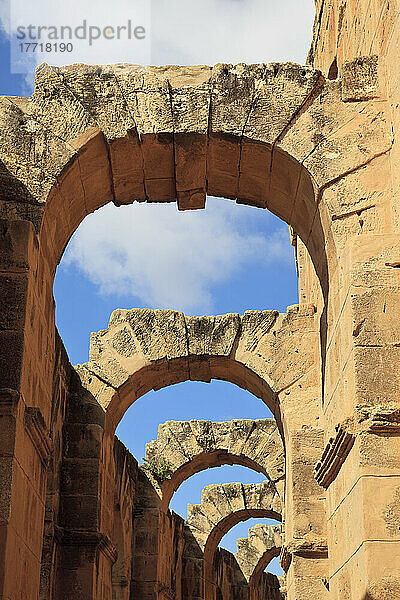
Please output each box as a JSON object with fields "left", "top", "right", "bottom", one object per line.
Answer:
{"left": 39, "top": 331, "right": 70, "bottom": 600}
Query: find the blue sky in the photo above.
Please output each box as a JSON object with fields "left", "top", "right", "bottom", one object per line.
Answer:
{"left": 0, "top": 0, "right": 315, "bottom": 574}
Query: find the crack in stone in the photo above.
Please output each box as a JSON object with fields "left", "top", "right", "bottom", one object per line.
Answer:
{"left": 273, "top": 72, "right": 326, "bottom": 149}
{"left": 236, "top": 73, "right": 266, "bottom": 200}
{"left": 166, "top": 79, "right": 178, "bottom": 204}
{"left": 102, "top": 134, "right": 117, "bottom": 206}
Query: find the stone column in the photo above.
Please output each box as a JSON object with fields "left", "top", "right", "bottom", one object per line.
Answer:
{"left": 56, "top": 379, "right": 117, "bottom": 600}
{"left": 321, "top": 234, "right": 400, "bottom": 600}
{"left": 0, "top": 389, "right": 51, "bottom": 599}
{"left": 131, "top": 468, "right": 162, "bottom": 600}
{"left": 0, "top": 219, "right": 52, "bottom": 600}
{"left": 275, "top": 307, "right": 329, "bottom": 600}
{"left": 56, "top": 530, "right": 117, "bottom": 600}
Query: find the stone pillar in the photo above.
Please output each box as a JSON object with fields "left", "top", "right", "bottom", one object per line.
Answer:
{"left": 56, "top": 531, "right": 117, "bottom": 600}
{"left": 275, "top": 306, "right": 329, "bottom": 600}
{"left": 131, "top": 468, "right": 162, "bottom": 600}
{"left": 282, "top": 428, "right": 329, "bottom": 600}
{"left": 321, "top": 234, "right": 400, "bottom": 599}
{"left": 56, "top": 378, "right": 117, "bottom": 599}
{"left": 0, "top": 218, "right": 52, "bottom": 600}
{"left": 0, "top": 389, "right": 51, "bottom": 599}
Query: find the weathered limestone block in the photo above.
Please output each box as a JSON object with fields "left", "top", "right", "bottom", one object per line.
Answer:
{"left": 0, "top": 96, "right": 75, "bottom": 202}
{"left": 278, "top": 79, "right": 392, "bottom": 189}
{"left": 341, "top": 55, "right": 379, "bottom": 102}
{"left": 185, "top": 313, "right": 241, "bottom": 356}
{"left": 242, "top": 63, "right": 321, "bottom": 144}
{"left": 32, "top": 64, "right": 96, "bottom": 140}
{"left": 74, "top": 364, "right": 116, "bottom": 411}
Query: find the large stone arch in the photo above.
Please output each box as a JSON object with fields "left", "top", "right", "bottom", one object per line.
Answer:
{"left": 1, "top": 63, "right": 324, "bottom": 277}
{"left": 0, "top": 61, "right": 390, "bottom": 289}
{"left": 144, "top": 418, "right": 285, "bottom": 511}
{"left": 186, "top": 481, "right": 281, "bottom": 551}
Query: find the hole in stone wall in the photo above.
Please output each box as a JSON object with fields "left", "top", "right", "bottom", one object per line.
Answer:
{"left": 328, "top": 56, "right": 338, "bottom": 79}
{"left": 266, "top": 556, "right": 283, "bottom": 576}
{"left": 53, "top": 197, "right": 298, "bottom": 365}
{"left": 116, "top": 380, "right": 274, "bottom": 463}
{"left": 219, "top": 517, "right": 281, "bottom": 556}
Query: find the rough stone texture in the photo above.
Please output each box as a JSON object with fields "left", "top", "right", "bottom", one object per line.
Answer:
{"left": 1, "top": 3, "right": 400, "bottom": 599}
{"left": 144, "top": 418, "right": 284, "bottom": 510}
{"left": 235, "top": 523, "right": 282, "bottom": 583}
{"left": 185, "top": 481, "right": 281, "bottom": 551}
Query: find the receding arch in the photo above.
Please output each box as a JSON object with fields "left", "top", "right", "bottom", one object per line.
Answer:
{"left": 249, "top": 548, "right": 282, "bottom": 592}
{"left": 181, "top": 480, "right": 281, "bottom": 600}
{"left": 142, "top": 418, "right": 284, "bottom": 512}
{"left": 235, "top": 523, "right": 283, "bottom": 599}
{"left": 71, "top": 303, "right": 321, "bottom": 554}
{"left": 75, "top": 304, "right": 321, "bottom": 441}
{"left": 203, "top": 508, "right": 281, "bottom": 569}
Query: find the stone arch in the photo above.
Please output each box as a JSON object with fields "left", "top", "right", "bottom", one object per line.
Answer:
{"left": 182, "top": 481, "right": 281, "bottom": 600}
{"left": 0, "top": 63, "right": 326, "bottom": 281}
{"left": 143, "top": 418, "right": 285, "bottom": 511}
{"left": 186, "top": 481, "right": 281, "bottom": 552}
{"left": 75, "top": 305, "right": 321, "bottom": 438}
{"left": 0, "top": 61, "right": 391, "bottom": 308}
{"left": 235, "top": 523, "right": 282, "bottom": 596}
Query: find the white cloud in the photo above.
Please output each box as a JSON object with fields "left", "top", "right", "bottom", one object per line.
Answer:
{"left": 62, "top": 198, "right": 293, "bottom": 314}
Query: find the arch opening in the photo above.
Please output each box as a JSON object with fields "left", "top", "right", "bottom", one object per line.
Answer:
{"left": 42, "top": 130, "right": 327, "bottom": 302}
{"left": 202, "top": 509, "right": 282, "bottom": 600}
{"left": 100, "top": 354, "right": 283, "bottom": 436}
{"left": 54, "top": 198, "right": 299, "bottom": 366}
